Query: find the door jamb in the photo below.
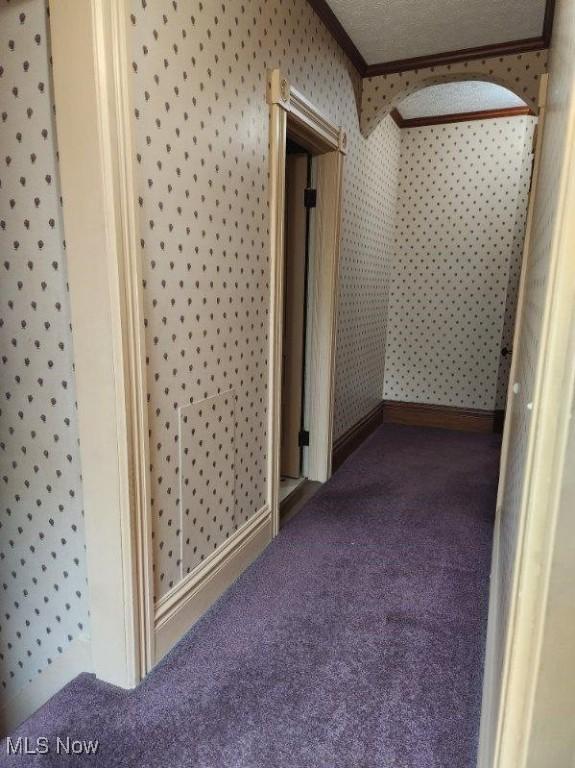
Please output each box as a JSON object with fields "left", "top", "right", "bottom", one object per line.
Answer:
{"left": 267, "top": 70, "right": 346, "bottom": 535}
{"left": 478, "top": 60, "right": 575, "bottom": 767}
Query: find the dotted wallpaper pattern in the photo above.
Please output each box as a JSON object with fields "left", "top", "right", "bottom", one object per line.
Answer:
{"left": 383, "top": 116, "right": 536, "bottom": 411}
{"left": 334, "top": 114, "right": 400, "bottom": 433}
{"left": 180, "top": 391, "right": 235, "bottom": 575}
{"left": 0, "top": 0, "right": 89, "bottom": 699}
{"left": 129, "top": 0, "right": 397, "bottom": 598}
{"left": 361, "top": 51, "right": 547, "bottom": 137}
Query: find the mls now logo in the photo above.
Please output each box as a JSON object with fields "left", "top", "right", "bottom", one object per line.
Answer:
{"left": 6, "top": 736, "right": 99, "bottom": 756}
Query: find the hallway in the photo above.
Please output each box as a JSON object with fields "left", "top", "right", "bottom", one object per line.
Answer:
{"left": 3, "top": 425, "right": 499, "bottom": 767}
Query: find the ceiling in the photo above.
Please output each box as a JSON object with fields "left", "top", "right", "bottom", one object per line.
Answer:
{"left": 398, "top": 81, "right": 527, "bottom": 119}
{"left": 325, "top": 0, "right": 547, "bottom": 66}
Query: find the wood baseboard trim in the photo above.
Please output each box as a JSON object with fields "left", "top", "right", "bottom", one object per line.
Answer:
{"left": 332, "top": 401, "right": 384, "bottom": 471}
{"left": 382, "top": 400, "right": 504, "bottom": 433}
{"left": 0, "top": 636, "right": 92, "bottom": 736}
{"left": 153, "top": 505, "right": 272, "bottom": 663}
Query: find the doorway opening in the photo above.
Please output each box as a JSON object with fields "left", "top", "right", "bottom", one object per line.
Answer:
{"left": 383, "top": 80, "right": 538, "bottom": 425}
{"left": 279, "top": 139, "right": 314, "bottom": 505}
{"left": 267, "top": 69, "right": 346, "bottom": 535}
{"left": 380, "top": 77, "right": 547, "bottom": 768}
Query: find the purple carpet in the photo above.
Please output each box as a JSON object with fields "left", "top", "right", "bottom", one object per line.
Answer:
{"left": 2, "top": 424, "right": 499, "bottom": 767}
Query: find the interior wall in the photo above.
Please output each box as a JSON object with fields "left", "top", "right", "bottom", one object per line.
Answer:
{"left": 334, "top": 115, "right": 401, "bottom": 436}
{"left": 383, "top": 115, "right": 536, "bottom": 411}
{"left": 129, "top": 0, "right": 401, "bottom": 600}
{"left": 495, "top": 126, "right": 536, "bottom": 409}
{"left": 0, "top": 0, "right": 89, "bottom": 701}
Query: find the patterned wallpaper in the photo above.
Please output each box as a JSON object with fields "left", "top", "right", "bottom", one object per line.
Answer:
{"left": 129, "top": 0, "right": 398, "bottom": 598}
{"left": 361, "top": 51, "right": 547, "bottom": 137}
{"left": 383, "top": 115, "right": 536, "bottom": 411}
{"left": 0, "top": 0, "right": 89, "bottom": 699}
{"left": 335, "top": 115, "right": 401, "bottom": 433}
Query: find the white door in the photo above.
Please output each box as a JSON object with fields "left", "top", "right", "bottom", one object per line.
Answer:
{"left": 480, "top": 8, "right": 575, "bottom": 762}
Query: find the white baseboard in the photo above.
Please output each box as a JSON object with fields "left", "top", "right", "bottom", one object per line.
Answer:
{"left": 154, "top": 505, "right": 272, "bottom": 663}
{"left": 0, "top": 636, "right": 92, "bottom": 737}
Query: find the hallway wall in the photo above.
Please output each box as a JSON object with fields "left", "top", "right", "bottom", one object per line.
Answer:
{"left": 129, "top": 0, "right": 400, "bottom": 599}
{"left": 0, "top": 0, "right": 89, "bottom": 703}
{"left": 335, "top": 116, "right": 401, "bottom": 435}
{"left": 383, "top": 115, "right": 536, "bottom": 411}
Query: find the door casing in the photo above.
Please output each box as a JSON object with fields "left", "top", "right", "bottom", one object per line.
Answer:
{"left": 479, "top": 1, "right": 575, "bottom": 758}
{"left": 267, "top": 69, "right": 347, "bottom": 535}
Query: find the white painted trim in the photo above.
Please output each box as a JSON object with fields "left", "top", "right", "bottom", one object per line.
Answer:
{"left": 478, "top": 75, "right": 548, "bottom": 768}
{"left": 0, "top": 637, "right": 92, "bottom": 736}
{"left": 479, "top": 6, "right": 575, "bottom": 759}
{"left": 154, "top": 506, "right": 272, "bottom": 662}
{"left": 494, "top": 29, "right": 575, "bottom": 766}
{"left": 48, "top": 0, "right": 154, "bottom": 688}
{"left": 267, "top": 100, "right": 288, "bottom": 539}
{"left": 267, "top": 69, "right": 345, "bottom": 535}
{"left": 305, "top": 151, "right": 344, "bottom": 482}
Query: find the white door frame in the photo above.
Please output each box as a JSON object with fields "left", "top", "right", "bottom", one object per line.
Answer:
{"left": 478, "top": 73, "right": 548, "bottom": 768}
{"left": 267, "top": 70, "right": 346, "bottom": 535}
{"left": 49, "top": 0, "right": 154, "bottom": 688}
{"left": 479, "top": 0, "right": 575, "bottom": 759}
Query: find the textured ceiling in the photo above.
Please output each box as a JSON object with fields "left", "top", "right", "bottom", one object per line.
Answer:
{"left": 325, "top": 0, "right": 547, "bottom": 65}
{"left": 398, "top": 81, "right": 527, "bottom": 119}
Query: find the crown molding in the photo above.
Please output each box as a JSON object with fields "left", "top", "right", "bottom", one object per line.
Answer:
{"left": 542, "top": 0, "right": 557, "bottom": 46}
{"left": 392, "top": 105, "right": 535, "bottom": 129}
{"left": 306, "top": 0, "right": 367, "bottom": 75}
{"left": 390, "top": 108, "right": 403, "bottom": 127}
{"left": 364, "top": 36, "right": 549, "bottom": 78}
{"left": 307, "top": 0, "right": 555, "bottom": 79}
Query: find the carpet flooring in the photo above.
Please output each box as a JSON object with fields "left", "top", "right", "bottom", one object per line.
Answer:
{"left": 1, "top": 424, "right": 500, "bottom": 767}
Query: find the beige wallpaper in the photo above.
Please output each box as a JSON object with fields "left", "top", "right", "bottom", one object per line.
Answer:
{"left": 334, "top": 114, "right": 401, "bottom": 435}
{"left": 361, "top": 51, "right": 548, "bottom": 137}
{"left": 0, "top": 0, "right": 89, "bottom": 699}
{"left": 129, "top": 0, "right": 400, "bottom": 598}
{"left": 383, "top": 115, "right": 536, "bottom": 410}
